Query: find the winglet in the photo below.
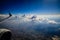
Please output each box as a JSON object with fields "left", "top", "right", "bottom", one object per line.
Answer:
{"left": 9, "top": 12, "right": 12, "bottom": 17}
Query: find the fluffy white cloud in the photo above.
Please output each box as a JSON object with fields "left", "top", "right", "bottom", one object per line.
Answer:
{"left": 16, "top": 14, "right": 59, "bottom": 24}
{"left": 47, "top": 20, "right": 57, "bottom": 24}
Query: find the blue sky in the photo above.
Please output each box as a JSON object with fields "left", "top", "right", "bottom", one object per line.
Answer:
{"left": 0, "top": 0, "right": 60, "bottom": 14}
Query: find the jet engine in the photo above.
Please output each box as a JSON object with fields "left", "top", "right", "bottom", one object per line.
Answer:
{"left": 0, "top": 29, "right": 12, "bottom": 40}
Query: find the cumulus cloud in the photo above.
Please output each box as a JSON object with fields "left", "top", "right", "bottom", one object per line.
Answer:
{"left": 16, "top": 14, "right": 59, "bottom": 25}
{"left": 47, "top": 20, "right": 57, "bottom": 24}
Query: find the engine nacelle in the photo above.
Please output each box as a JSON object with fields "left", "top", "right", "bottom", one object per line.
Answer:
{"left": 0, "top": 29, "right": 12, "bottom": 40}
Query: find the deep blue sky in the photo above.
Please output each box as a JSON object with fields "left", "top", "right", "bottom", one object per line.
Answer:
{"left": 0, "top": 0, "right": 60, "bottom": 14}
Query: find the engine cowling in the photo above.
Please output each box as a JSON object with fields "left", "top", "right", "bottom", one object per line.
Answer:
{"left": 0, "top": 29, "right": 12, "bottom": 40}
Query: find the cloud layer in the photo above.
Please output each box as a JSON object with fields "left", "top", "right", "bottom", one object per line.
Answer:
{"left": 0, "top": 14, "right": 60, "bottom": 40}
